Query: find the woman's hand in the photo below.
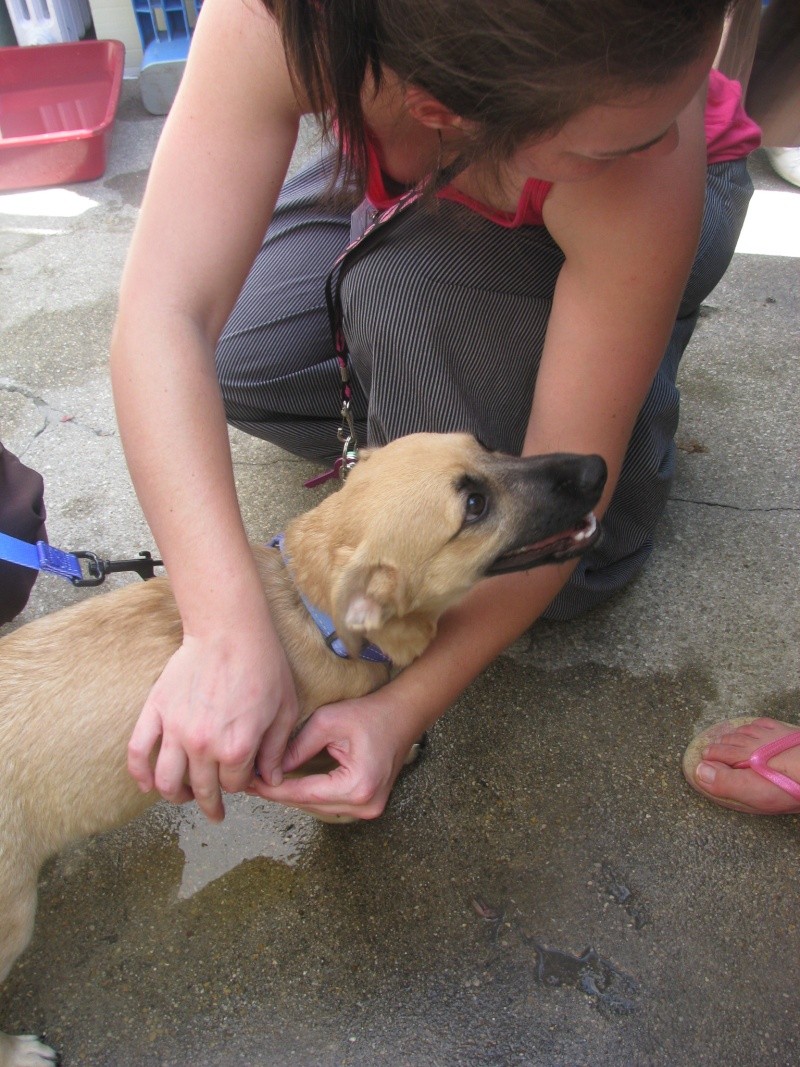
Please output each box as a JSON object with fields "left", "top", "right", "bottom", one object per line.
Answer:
{"left": 248, "top": 565, "right": 580, "bottom": 821}
{"left": 127, "top": 609, "right": 299, "bottom": 822}
{"left": 250, "top": 692, "right": 412, "bottom": 821}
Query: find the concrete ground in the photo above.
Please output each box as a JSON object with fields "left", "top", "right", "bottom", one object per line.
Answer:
{"left": 1, "top": 81, "right": 798, "bottom": 1067}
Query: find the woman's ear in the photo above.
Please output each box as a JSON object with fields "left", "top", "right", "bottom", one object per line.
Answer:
{"left": 403, "top": 85, "right": 474, "bottom": 132}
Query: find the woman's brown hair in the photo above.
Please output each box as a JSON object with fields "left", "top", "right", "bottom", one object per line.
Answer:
{"left": 266, "top": 0, "right": 741, "bottom": 195}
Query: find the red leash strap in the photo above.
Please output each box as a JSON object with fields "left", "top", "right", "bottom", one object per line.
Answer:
{"left": 307, "top": 161, "right": 462, "bottom": 488}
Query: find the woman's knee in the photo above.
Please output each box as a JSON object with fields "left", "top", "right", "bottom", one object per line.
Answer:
{"left": 680, "top": 159, "right": 753, "bottom": 316}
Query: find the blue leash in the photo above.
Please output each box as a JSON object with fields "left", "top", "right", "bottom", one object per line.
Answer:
{"left": 0, "top": 530, "right": 163, "bottom": 587}
{"left": 1, "top": 527, "right": 388, "bottom": 663}
{"left": 0, "top": 531, "right": 84, "bottom": 582}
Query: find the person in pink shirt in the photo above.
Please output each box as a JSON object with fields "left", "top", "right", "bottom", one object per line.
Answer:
{"left": 112, "top": 0, "right": 785, "bottom": 824}
{"left": 718, "top": 0, "right": 800, "bottom": 185}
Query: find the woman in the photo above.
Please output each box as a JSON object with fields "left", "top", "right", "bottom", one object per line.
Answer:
{"left": 113, "top": 0, "right": 761, "bottom": 822}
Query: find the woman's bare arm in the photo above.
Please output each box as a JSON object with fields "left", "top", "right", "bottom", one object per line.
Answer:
{"left": 113, "top": 0, "right": 306, "bottom": 819}
{"left": 254, "top": 90, "right": 709, "bottom": 819}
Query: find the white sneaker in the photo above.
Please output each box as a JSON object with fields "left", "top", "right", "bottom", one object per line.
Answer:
{"left": 765, "top": 147, "right": 800, "bottom": 188}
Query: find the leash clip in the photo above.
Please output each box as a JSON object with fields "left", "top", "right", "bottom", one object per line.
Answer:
{"left": 70, "top": 550, "right": 164, "bottom": 587}
{"left": 336, "top": 399, "right": 359, "bottom": 479}
{"left": 338, "top": 439, "right": 359, "bottom": 479}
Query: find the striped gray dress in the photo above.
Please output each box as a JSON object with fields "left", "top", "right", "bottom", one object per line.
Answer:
{"left": 216, "top": 149, "right": 752, "bottom": 619}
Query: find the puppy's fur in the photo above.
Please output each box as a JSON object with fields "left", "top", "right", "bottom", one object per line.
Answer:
{"left": 0, "top": 432, "right": 605, "bottom": 1065}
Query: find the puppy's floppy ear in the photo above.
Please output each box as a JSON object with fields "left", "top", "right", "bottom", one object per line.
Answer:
{"left": 332, "top": 555, "right": 406, "bottom": 654}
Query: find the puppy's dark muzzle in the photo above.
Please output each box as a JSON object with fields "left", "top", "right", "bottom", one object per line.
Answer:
{"left": 551, "top": 454, "right": 607, "bottom": 504}
{"left": 487, "top": 453, "right": 608, "bottom": 575}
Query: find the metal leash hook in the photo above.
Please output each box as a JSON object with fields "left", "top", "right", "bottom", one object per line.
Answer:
{"left": 70, "top": 550, "right": 164, "bottom": 587}
{"left": 334, "top": 326, "right": 360, "bottom": 479}
{"left": 304, "top": 333, "right": 360, "bottom": 488}
{"left": 337, "top": 397, "right": 359, "bottom": 479}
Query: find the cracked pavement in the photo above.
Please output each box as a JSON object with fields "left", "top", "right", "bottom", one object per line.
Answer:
{"left": 1, "top": 82, "right": 799, "bottom": 1067}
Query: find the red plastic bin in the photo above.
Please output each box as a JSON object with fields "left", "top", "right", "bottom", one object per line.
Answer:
{"left": 0, "top": 40, "right": 125, "bottom": 192}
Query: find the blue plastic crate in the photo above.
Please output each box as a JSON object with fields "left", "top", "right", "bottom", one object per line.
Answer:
{"left": 133, "top": 0, "right": 202, "bottom": 114}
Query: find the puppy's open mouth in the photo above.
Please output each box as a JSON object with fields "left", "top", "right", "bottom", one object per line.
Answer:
{"left": 488, "top": 513, "right": 600, "bottom": 575}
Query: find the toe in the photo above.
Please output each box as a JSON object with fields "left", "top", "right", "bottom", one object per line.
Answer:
{"left": 694, "top": 760, "right": 800, "bottom": 815}
{"left": 699, "top": 717, "right": 793, "bottom": 765}
{"left": 703, "top": 739, "right": 750, "bottom": 764}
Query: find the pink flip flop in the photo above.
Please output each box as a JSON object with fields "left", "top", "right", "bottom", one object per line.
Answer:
{"left": 682, "top": 716, "right": 800, "bottom": 814}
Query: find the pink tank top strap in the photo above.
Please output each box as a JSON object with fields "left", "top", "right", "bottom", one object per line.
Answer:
{"left": 364, "top": 69, "right": 760, "bottom": 227}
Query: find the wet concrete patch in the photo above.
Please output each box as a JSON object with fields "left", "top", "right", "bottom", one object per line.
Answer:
{"left": 167, "top": 796, "right": 316, "bottom": 899}
{"left": 530, "top": 943, "right": 638, "bottom": 1017}
{"left": 104, "top": 170, "right": 150, "bottom": 209}
{"left": 0, "top": 296, "right": 118, "bottom": 384}
{"left": 2, "top": 659, "right": 798, "bottom": 1065}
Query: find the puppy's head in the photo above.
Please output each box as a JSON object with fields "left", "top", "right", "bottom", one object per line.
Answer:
{"left": 289, "top": 433, "right": 606, "bottom": 665}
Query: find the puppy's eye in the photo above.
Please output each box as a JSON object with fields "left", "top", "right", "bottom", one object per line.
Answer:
{"left": 465, "top": 492, "right": 488, "bottom": 522}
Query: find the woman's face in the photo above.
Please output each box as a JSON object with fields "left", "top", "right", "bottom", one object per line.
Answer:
{"left": 502, "top": 32, "right": 721, "bottom": 184}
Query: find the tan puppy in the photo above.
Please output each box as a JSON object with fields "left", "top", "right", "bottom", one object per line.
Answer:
{"left": 0, "top": 432, "right": 605, "bottom": 1066}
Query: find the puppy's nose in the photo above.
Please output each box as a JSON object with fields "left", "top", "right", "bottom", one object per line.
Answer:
{"left": 558, "top": 455, "right": 607, "bottom": 500}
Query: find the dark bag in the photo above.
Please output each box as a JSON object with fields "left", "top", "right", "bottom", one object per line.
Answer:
{"left": 0, "top": 441, "right": 47, "bottom": 624}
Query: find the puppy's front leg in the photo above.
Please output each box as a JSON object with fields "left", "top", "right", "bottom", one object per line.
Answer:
{"left": 0, "top": 868, "right": 58, "bottom": 1066}
{"left": 0, "top": 1032, "right": 57, "bottom": 1066}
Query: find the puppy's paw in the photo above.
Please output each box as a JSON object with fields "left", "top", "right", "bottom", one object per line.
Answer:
{"left": 313, "top": 812, "right": 358, "bottom": 824}
{"left": 403, "top": 732, "right": 428, "bottom": 767}
{"left": 0, "top": 1031, "right": 58, "bottom": 1067}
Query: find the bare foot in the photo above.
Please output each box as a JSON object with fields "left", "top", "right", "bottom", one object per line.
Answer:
{"left": 682, "top": 716, "right": 800, "bottom": 815}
